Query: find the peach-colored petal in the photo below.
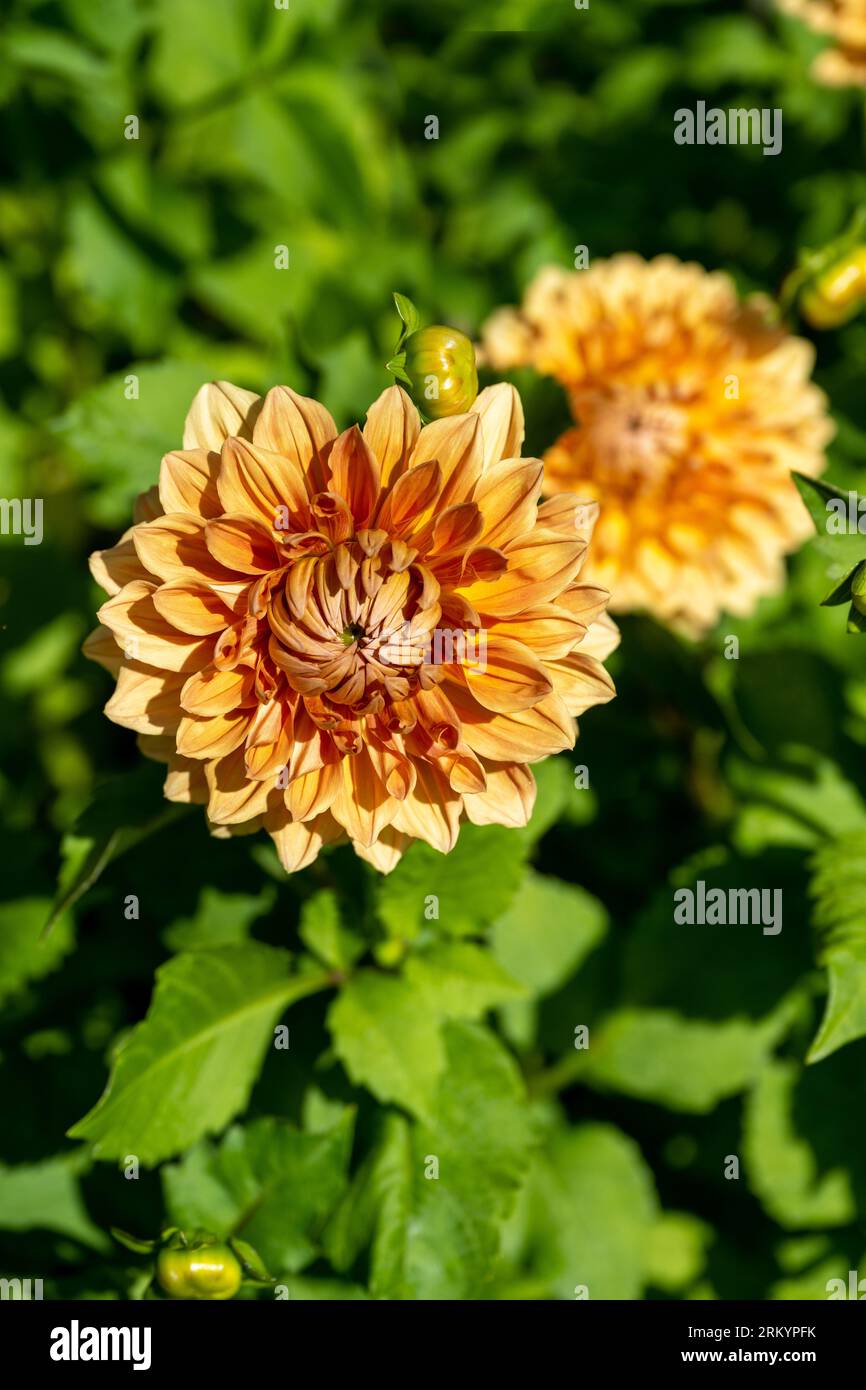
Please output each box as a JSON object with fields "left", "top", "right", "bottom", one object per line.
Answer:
{"left": 204, "top": 515, "right": 279, "bottom": 574}
{"left": 470, "top": 383, "right": 525, "bottom": 471}
{"left": 133, "top": 514, "right": 234, "bottom": 584}
{"left": 252, "top": 385, "right": 337, "bottom": 492}
{"left": 89, "top": 534, "right": 153, "bottom": 595}
{"left": 183, "top": 381, "right": 261, "bottom": 451}
{"left": 463, "top": 762, "right": 536, "bottom": 828}
{"left": 82, "top": 625, "right": 123, "bottom": 675}
{"left": 105, "top": 665, "right": 185, "bottom": 735}
{"left": 460, "top": 633, "right": 553, "bottom": 714}
{"left": 218, "top": 437, "right": 310, "bottom": 530}
{"left": 363, "top": 385, "right": 420, "bottom": 487}
{"left": 408, "top": 413, "right": 484, "bottom": 510}
{"left": 473, "top": 457, "right": 543, "bottom": 548}
{"left": 328, "top": 426, "right": 380, "bottom": 528}
{"left": 98, "top": 581, "right": 216, "bottom": 672}
{"left": 159, "top": 449, "right": 222, "bottom": 519}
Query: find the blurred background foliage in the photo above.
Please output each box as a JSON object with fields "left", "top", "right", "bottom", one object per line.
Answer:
{"left": 3, "top": 0, "right": 866, "bottom": 1300}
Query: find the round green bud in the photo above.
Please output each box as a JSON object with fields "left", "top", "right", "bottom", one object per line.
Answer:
{"left": 156, "top": 1243, "right": 243, "bottom": 1301}
{"left": 801, "top": 246, "right": 866, "bottom": 330}
{"left": 403, "top": 325, "right": 478, "bottom": 418}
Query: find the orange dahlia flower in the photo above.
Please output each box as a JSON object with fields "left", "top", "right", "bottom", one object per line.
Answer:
{"left": 482, "top": 257, "right": 832, "bottom": 635}
{"left": 778, "top": 0, "right": 866, "bottom": 85}
{"left": 84, "top": 381, "right": 617, "bottom": 873}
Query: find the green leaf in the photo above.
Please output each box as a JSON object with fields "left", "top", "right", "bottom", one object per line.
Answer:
{"left": 793, "top": 472, "right": 866, "bottom": 577}
{"left": 645, "top": 1212, "right": 713, "bottom": 1294}
{"left": 111, "top": 1228, "right": 157, "bottom": 1255}
{"left": 163, "top": 1112, "right": 354, "bottom": 1275}
{"left": 69, "top": 946, "right": 333, "bottom": 1165}
{"left": 404, "top": 941, "right": 525, "bottom": 1015}
{"left": 0, "top": 898, "right": 74, "bottom": 1006}
{"left": 744, "top": 1058, "right": 855, "bottom": 1228}
{"left": 730, "top": 748, "right": 866, "bottom": 855}
{"left": 393, "top": 292, "right": 421, "bottom": 338}
{"left": 328, "top": 944, "right": 522, "bottom": 1120}
{"left": 327, "top": 970, "right": 446, "bottom": 1122}
{"left": 299, "top": 889, "right": 365, "bottom": 971}
{"left": 376, "top": 823, "right": 529, "bottom": 941}
{"left": 45, "top": 766, "right": 190, "bottom": 937}
{"left": 327, "top": 1022, "right": 535, "bottom": 1299}
{"left": 527, "top": 1123, "right": 658, "bottom": 1300}
{"left": 581, "top": 1005, "right": 793, "bottom": 1113}
{"left": 807, "top": 832, "right": 866, "bottom": 1061}
{"left": 229, "top": 1237, "right": 273, "bottom": 1282}
{"left": 491, "top": 870, "right": 607, "bottom": 998}
{"left": 163, "top": 885, "right": 275, "bottom": 952}
{"left": 0, "top": 1155, "right": 107, "bottom": 1250}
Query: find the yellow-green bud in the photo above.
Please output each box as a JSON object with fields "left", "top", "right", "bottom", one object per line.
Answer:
{"left": 801, "top": 246, "right": 866, "bottom": 329}
{"left": 156, "top": 1243, "right": 243, "bottom": 1301}
{"left": 403, "top": 325, "right": 478, "bottom": 418}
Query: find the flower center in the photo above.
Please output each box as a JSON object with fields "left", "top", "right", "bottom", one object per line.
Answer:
{"left": 577, "top": 387, "right": 688, "bottom": 494}
{"left": 341, "top": 622, "right": 366, "bottom": 646}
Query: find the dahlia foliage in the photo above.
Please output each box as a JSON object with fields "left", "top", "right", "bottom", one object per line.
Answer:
{"left": 85, "top": 381, "right": 617, "bottom": 872}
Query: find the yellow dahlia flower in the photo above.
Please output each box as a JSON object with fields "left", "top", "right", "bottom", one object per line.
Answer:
{"left": 778, "top": 0, "right": 866, "bottom": 85}
{"left": 84, "top": 380, "right": 617, "bottom": 873}
{"left": 482, "top": 257, "right": 833, "bottom": 635}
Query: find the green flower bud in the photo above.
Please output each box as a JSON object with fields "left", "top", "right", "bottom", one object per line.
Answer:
{"left": 156, "top": 1243, "right": 243, "bottom": 1301}
{"left": 800, "top": 246, "right": 866, "bottom": 330}
{"left": 402, "top": 325, "right": 478, "bottom": 418}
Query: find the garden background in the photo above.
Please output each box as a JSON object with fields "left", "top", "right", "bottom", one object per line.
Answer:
{"left": 3, "top": 0, "right": 866, "bottom": 1300}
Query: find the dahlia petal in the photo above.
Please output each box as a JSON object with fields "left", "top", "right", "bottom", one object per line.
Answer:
{"left": 352, "top": 826, "right": 410, "bottom": 874}
{"left": 206, "top": 746, "right": 273, "bottom": 825}
{"left": 546, "top": 651, "right": 616, "bottom": 717}
{"left": 459, "top": 633, "right": 553, "bottom": 714}
{"left": 133, "top": 514, "right": 234, "bottom": 583}
{"left": 133, "top": 485, "right": 164, "bottom": 524}
{"left": 443, "top": 680, "right": 574, "bottom": 762}
{"left": 331, "top": 747, "right": 396, "bottom": 848}
{"left": 376, "top": 459, "right": 442, "bottom": 533}
{"left": 252, "top": 385, "right": 337, "bottom": 493}
{"left": 204, "top": 515, "right": 280, "bottom": 574}
{"left": 180, "top": 666, "right": 254, "bottom": 716}
{"left": 218, "top": 437, "right": 310, "bottom": 530}
{"left": 327, "top": 425, "right": 380, "bottom": 528}
{"left": 489, "top": 604, "right": 590, "bottom": 660}
{"left": 473, "top": 457, "right": 543, "bottom": 548}
{"left": 244, "top": 698, "right": 294, "bottom": 781}
{"left": 460, "top": 533, "right": 585, "bottom": 616}
{"left": 104, "top": 665, "right": 184, "bottom": 735}
{"left": 89, "top": 534, "right": 152, "bottom": 595}
{"left": 152, "top": 580, "right": 242, "bottom": 636}
{"left": 389, "top": 759, "right": 461, "bottom": 853}
{"left": 428, "top": 502, "right": 483, "bottom": 555}
{"left": 470, "top": 383, "right": 525, "bottom": 471}
{"left": 267, "top": 808, "right": 342, "bottom": 873}
{"left": 82, "top": 625, "right": 123, "bottom": 675}
{"left": 98, "top": 581, "right": 216, "bottom": 672}
{"left": 537, "top": 495, "right": 600, "bottom": 545}
{"left": 159, "top": 449, "right": 222, "bottom": 519}
{"left": 285, "top": 760, "right": 341, "bottom": 821}
{"left": 463, "top": 762, "right": 536, "bottom": 828}
{"left": 164, "top": 755, "right": 209, "bottom": 805}
{"left": 175, "top": 709, "right": 251, "bottom": 760}
{"left": 409, "top": 413, "right": 483, "bottom": 510}
{"left": 576, "top": 611, "right": 620, "bottom": 662}
{"left": 363, "top": 385, "right": 420, "bottom": 487}
{"left": 183, "top": 381, "right": 261, "bottom": 451}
